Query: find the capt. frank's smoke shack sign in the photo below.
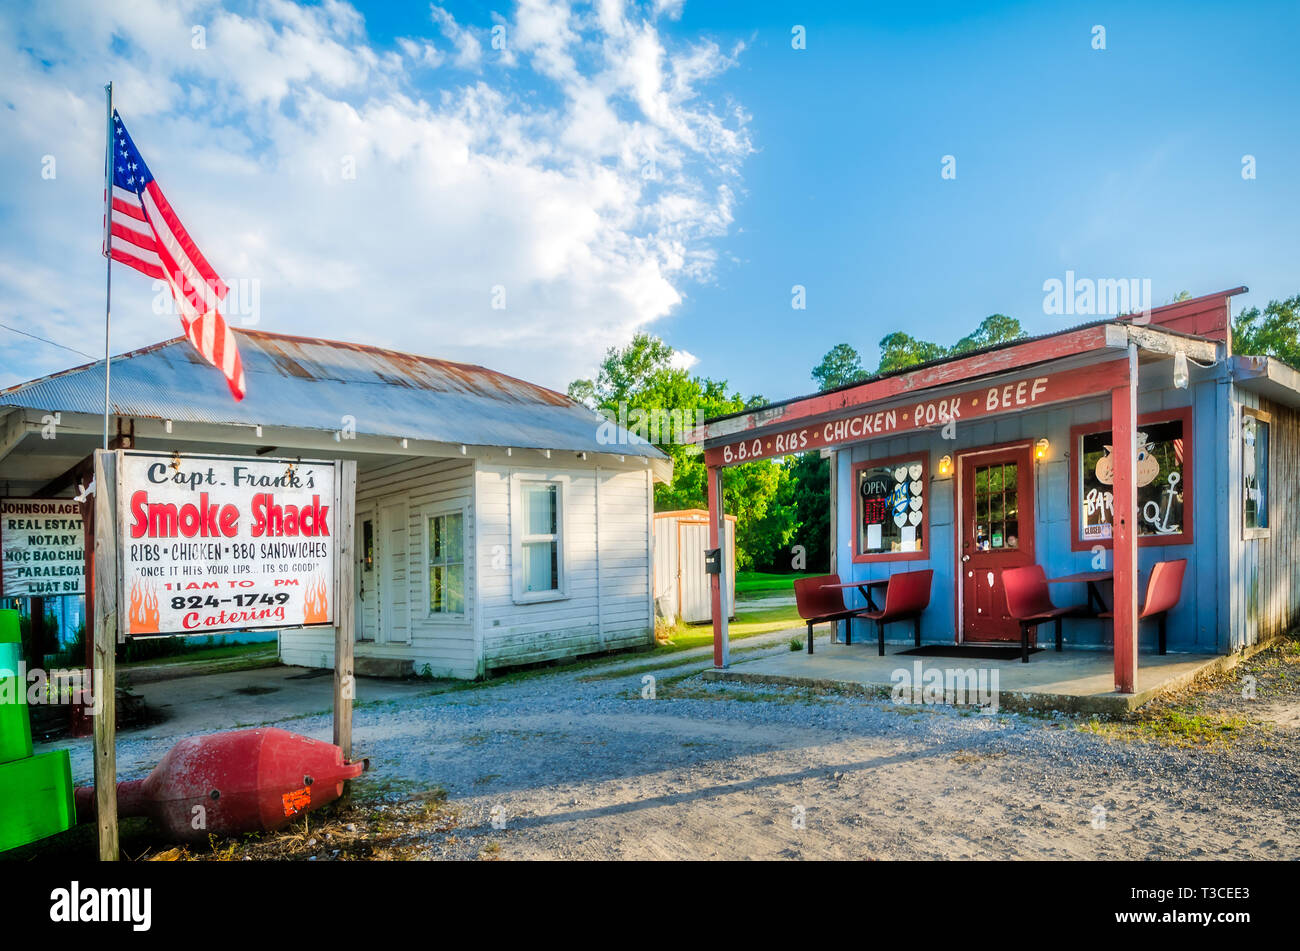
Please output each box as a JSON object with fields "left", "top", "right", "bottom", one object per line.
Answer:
{"left": 1, "top": 498, "right": 86, "bottom": 597}
{"left": 119, "top": 452, "right": 337, "bottom": 637}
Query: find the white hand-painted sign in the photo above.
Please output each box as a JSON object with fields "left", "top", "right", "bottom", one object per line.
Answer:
{"left": 119, "top": 452, "right": 337, "bottom": 637}
{"left": 1, "top": 498, "right": 85, "bottom": 597}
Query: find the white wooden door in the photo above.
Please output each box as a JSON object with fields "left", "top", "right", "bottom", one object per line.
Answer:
{"left": 357, "top": 508, "right": 378, "bottom": 641}
{"left": 377, "top": 499, "right": 410, "bottom": 644}
{"left": 678, "top": 519, "right": 736, "bottom": 624}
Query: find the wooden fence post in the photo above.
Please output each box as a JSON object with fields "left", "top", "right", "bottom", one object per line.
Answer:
{"left": 91, "top": 448, "right": 119, "bottom": 861}
{"left": 333, "top": 460, "right": 356, "bottom": 763}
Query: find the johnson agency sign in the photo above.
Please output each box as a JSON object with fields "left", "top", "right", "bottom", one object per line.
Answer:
{"left": 119, "top": 452, "right": 337, "bottom": 636}
{"left": 707, "top": 363, "right": 1126, "bottom": 466}
{"left": 1, "top": 499, "right": 85, "bottom": 597}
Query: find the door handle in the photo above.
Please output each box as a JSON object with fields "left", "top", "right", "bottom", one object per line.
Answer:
{"left": 961, "top": 554, "right": 971, "bottom": 563}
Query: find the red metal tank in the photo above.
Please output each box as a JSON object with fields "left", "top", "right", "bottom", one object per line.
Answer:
{"left": 75, "top": 728, "right": 366, "bottom": 842}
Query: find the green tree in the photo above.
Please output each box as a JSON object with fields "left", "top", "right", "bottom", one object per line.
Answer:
{"left": 876, "top": 314, "right": 1027, "bottom": 373}
{"left": 1233, "top": 294, "right": 1300, "bottom": 368}
{"left": 569, "top": 334, "right": 795, "bottom": 568}
{"left": 951, "top": 313, "right": 1026, "bottom": 355}
{"left": 811, "top": 343, "right": 868, "bottom": 391}
{"left": 876, "top": 332, "right": 949, "bottom": 374}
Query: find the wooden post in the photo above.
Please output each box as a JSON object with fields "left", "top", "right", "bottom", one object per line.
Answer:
{"left": 707, "top": 465, "right": 729, "bottom": 668}
{"left": 332, "top": 460, "right": 356, "bottom": 761}
{"left": 1111, "top": 347, "right": 1140, "bottom": 694}
{"left": 91, "top": 448, "right": 119, "bottom": 860}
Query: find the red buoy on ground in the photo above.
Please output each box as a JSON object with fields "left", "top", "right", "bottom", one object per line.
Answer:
{"left": 74, "top": 728, "right": 366, "bottom": 842}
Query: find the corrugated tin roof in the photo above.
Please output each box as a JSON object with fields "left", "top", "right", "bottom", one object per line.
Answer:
{"left": 0, "top": 330, "right": 665, "bottom": 459}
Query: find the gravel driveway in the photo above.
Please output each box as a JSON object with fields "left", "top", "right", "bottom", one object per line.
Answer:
{"left": 57, "top": 632, "right": 1300, "bottom": 861}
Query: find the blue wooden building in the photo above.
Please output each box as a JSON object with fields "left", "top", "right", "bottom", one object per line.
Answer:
{"left": 697, "top": 288, "right": 1297, "bottom": 694}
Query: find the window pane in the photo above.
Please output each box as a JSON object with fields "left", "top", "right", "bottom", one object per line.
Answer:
{"left": 446, "top": 513, "right": 463, "bottom": 562}
{"left": 1004, "top": 520, "right": 1019, "bottom": 549}
{"left": 362, "top": 520, "right": 374, "bottom": 571}
{"left": 1245, "top": 417, "right": 1269, "bottom": 529}
{"left": 857, "top": 460, "right": 924, "bottom": 554}
{"left": 445, "top": 563, "right": 464, "bottom": 613}
{"left": 430, "top": 565, "right": 443, "bottom": 613}
{"left": 523, "top": 484, "right": 557, "bottom": 536}
{"left": 523, "top": 539, "right": 558, "bottom": 592}
{"left": 1081, "top": 419, "right": 1186, "bottom": 539}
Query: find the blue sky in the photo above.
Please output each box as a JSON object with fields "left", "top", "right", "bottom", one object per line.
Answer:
{"left": 1, "top": 1, "right": 1297, "bottom": 404}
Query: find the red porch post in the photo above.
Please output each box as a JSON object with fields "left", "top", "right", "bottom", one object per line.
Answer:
{"left": 706, "top": 464, "right": 729, "bottom": 668}
{"left": 1111, "top": 346, "right": 1139, "bottom": 693}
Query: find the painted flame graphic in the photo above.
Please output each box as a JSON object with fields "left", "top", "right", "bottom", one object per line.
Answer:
{"left": 128, "top": 582, "right": 160, "bottom": 635}
{"left": 303, "top": 575, "right": 330, "bottom": 625}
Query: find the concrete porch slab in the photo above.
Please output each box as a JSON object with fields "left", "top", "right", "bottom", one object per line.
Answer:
{"left": 701, "top": 635, "right": 1233, "bottom": 716}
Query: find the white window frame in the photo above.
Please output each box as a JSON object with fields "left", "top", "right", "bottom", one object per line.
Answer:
{"left": 424, "top": 501, "right": 470, "bottom": 620}
{"left": 510, "top": 473, "right": 569, "bottom": 604}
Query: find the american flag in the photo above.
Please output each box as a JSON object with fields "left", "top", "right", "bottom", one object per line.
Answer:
{"left": 106, "top": 110, "right": 246, "bottom": 400}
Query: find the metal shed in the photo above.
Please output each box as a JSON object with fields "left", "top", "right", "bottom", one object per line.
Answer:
{"left": 654, "top": 510, "right": 735, "bottom": 623}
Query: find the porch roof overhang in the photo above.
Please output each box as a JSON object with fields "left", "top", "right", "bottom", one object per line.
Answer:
{"left": 697, "top": 322, "right": 1223, "bottom": 468}
{"left": 1230, "top": 354, "right": 1300, "bottom": 410}
{"left": 0, "top": 329, "right": 674, "bottom": 496}
{"left": 0, "top": 408, "right": 673, "bottom": 499}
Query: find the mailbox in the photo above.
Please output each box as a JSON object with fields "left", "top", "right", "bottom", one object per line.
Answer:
{"left": 703, "top": 547, "right": 722, "bottom": 575}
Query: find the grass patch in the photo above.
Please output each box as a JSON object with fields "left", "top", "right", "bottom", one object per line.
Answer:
{"left": 1078, "top": 708, "right": 1252, "bottom": 747}
{"left": 120, "top": 642, "right": 276, "bottom": 668}
{"left": 735, "top": 570, "right": 818, "bottom": 597}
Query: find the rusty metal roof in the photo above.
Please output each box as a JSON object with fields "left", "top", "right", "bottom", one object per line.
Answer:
{"left": 0, "top": 330, "right": 665, "bottom": 458}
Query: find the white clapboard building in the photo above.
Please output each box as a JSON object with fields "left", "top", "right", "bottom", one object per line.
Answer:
{"left": 0, "top": 330, "right": 671, "bottom": 678}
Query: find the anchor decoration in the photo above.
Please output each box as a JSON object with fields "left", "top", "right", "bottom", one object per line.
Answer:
{"left": 1142, "top": 470, "right": 1182, "bottom": 535}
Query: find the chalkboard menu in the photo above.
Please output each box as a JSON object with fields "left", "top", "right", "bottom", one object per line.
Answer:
{"left": 857, "top": 459, "right": 925, "bottom": 555}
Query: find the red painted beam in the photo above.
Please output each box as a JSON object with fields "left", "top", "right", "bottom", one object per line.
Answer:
{"left": 705, "top": 357, "right": 1131, "bottom": 468}
{"left": 1111, "top": 348, "right": 1139, "bottom": 694}
{"left": 702, "top": 325, "right": 1115, "bottom": 449}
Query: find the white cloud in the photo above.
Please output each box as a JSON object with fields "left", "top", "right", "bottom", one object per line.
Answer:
{"left": 0, "top": 0, "right": 750, "bottom": 393}
{"left": 669, "top": 348, "right": 698, "bottom": 371}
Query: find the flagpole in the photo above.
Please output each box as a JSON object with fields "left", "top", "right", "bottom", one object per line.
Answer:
{"left": 102, "top": 82, "right": 113, "bottom": 450}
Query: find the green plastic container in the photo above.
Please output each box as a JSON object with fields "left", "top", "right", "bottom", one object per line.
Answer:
{"left": 0, "top": 609, "right": 32, "bottom": 764}
{"left": 0, "top": 750, "right": 75, "bottom": 853}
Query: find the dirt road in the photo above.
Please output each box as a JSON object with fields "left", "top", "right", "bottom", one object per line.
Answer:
{"left": 47, "top": 633, "right": 1300, "bottom": 861}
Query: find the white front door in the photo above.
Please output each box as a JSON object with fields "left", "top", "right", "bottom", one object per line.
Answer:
{"left": 357, "top": 509, "right": 378, "bottom": 641}
{"left": 376, "top": 499, "right": 409, "bottom": 644}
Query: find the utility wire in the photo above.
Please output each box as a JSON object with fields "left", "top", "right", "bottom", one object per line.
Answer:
{"left": 0, "top": 321, "right": 99, "bottom": 360}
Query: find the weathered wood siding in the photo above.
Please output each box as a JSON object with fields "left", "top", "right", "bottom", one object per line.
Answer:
{"left": 476, "top": 464, "right": 653, "bottom": 672}
{"left": 834, "top": 363, "right": 1225, "bottom": 653}
{"left": 1228, "top": 389, "right": 1300, "bottom": 648}
{"left": 279, "top": 456, "right": 477, "bottom": 678}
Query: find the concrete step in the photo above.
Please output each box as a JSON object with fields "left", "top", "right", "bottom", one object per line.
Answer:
{"left": 355, "top": 656, "right": 415, "bottom": 679}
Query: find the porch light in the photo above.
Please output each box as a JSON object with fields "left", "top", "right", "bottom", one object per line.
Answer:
{"left": 1035, "top": 438, "right": 1049, "bottom": 460}
{"left": 1173, "top": 351, "right": 1189, "bottom": 389}
{"left": 938, "top": 454, "right": 952, "bottom": 477}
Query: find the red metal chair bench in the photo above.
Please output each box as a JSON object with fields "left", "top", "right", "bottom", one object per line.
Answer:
{"left": 1003, "top": 565, "right": 1089, "bottom": 663}
{"left": 1097, "top": 558, "right": 1187, "bottom": 655}
{"left": 859, "top": 569, "right": 934, "bottom": 656}
{"left": 794, "top": 574, "right": 874, "bottom": 655}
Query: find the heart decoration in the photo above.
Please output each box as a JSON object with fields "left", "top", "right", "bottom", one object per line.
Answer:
{"left": 908, "top": 463, "right": 922, "bottom": 480}
{"left": 908, "top": 510, "right": 922, "bottom": 526}
{"left": 910, "top": 480, "right": 924, "bottom": 496}
{"left": 893, "top": 466, "right": 908, "bottom": 483}
{"left": 894, "top": 513, "right": 907, "bottom": 527}
{"left": 909, "top": 497, "right": 923, "bottom": 512}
